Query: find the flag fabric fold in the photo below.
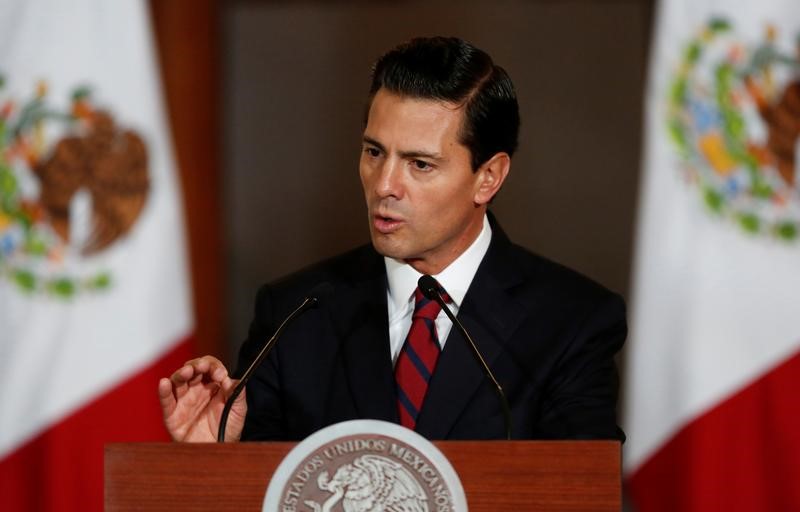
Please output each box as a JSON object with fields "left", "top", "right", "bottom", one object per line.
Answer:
{"left": 0, "top": 1, "right": 193, "bottom": 510}
{"left": 625, "top": 0, "right": 800, "bottom": 509}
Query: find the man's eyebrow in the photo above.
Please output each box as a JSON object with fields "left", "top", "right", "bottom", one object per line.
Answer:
{"left": 399, "top": 149, "right": 443, "bottom": 161}
{"left": 362, "top": 136, "right": 443, "bottom": 161}
{"left": 362, "top": 136, "right": 386, "bottom": 152}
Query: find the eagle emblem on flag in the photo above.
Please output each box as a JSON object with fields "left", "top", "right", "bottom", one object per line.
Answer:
{"left": 667, "top": 19, "right": 800, "bottom": 241}
{"left": 0, "top": 78, "right": 149, "bottom": 297}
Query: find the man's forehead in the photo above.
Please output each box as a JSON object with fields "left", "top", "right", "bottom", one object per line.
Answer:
{"left": 372, "top": 87, "right": 461, "bottom": 104}
{"left": 364, "top": 89, "right": 465, "bottom": 141}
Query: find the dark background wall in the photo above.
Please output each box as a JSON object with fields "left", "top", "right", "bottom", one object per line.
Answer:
{"left": 221, "top": 0, "right": 651, "bottom": 363}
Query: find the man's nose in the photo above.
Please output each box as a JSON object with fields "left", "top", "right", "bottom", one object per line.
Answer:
{"left": 375, "top": 159, "right": 404, "bottom": 199}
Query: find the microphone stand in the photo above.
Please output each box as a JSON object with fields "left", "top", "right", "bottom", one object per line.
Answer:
{"left": 419, "top": 275, "right": 513, "bottom": 440}
{"left": 217, "top": 295, "right": 318, "bottom": 442}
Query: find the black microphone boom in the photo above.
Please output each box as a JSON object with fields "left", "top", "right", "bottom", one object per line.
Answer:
{"left": 217, "top": 283, "right": 330, "bottom": 442}
{"left": 418, "top": 274, "right": 513, "bottom": 440}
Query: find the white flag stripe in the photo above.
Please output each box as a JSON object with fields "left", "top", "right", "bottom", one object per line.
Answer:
{"left": 0, "top": 0, "right": 191, "bottom": 457}
{"left": 624, "top": 0, "right": 800, "bottom": 473}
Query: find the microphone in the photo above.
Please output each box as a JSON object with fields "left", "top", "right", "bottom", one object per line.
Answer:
{"left": 217, "top": 282, "right": 332, "bottom": 442}
{"left": 418, "top": 274, "right": 513, "bottom": 440}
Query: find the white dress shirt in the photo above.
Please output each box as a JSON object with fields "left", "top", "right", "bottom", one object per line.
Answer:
{"left": 385, "top": 214, "right": 492, "bottom": 365}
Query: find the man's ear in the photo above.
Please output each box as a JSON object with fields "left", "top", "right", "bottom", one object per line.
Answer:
{"left": 473, "top": 152, "right": 511, "bottom": 205}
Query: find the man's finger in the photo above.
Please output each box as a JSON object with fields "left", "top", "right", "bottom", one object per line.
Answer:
{"left": 157, "top": 377, "right": 177, "bottom": 416}
{"left": 169, "top": 363, "right": 196, "bottom": 387}
{"left": 220, "top": 376, "right": 241, "bottom": 395}
{"left": 211, "top": 365, "right": 228, "bottom": 383}
{"left": 182, "top": 356, "right": 228, "bottom": 383}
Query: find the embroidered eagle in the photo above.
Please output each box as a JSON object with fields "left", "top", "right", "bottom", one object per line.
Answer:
{"left": 34, "top": 109, "right": 149, "bottom": 254}
{"left": 304, "top": 454, "right": 429, "bottom": 512}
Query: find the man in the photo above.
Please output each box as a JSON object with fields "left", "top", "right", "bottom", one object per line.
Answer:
{"left": 158, "top": 36, "right": 626, "bottom": 443}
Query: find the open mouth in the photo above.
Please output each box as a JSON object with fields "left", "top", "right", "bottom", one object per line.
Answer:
{"left": 373, "top": 214, "right": 403, "bottom": 233}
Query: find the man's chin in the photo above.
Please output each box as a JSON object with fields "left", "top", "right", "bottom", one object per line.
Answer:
{"left": 369, "top": 235, "right": 410, "bottom": 260}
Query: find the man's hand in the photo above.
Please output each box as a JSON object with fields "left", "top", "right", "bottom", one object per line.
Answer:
{"left": 157, "top": 356, "right": 247, "bottom": 442}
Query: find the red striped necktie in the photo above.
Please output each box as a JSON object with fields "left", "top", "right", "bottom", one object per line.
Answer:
{"left": 395, "top": 286, "right": 449, "bottom": 430}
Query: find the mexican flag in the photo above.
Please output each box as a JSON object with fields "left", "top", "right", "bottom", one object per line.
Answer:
{"left": 624, "top": 0, "right": 800, "bottom": 509}
{"left": 0, "top": 1, "right": 194, "bottom": 510}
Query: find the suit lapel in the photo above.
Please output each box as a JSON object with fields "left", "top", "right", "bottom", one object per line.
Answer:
{"left": 330, "top": 253, "right": 398, "bottom": 423}
{"left": 416, "top": 223, "right": 527, "bottom": 439}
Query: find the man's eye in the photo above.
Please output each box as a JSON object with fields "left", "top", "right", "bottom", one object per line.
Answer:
{"left": 364, "top": 147, "right": 381, "bottom": 157}
{"left": 412, "top": 160, "right": 432, "bottom": 171}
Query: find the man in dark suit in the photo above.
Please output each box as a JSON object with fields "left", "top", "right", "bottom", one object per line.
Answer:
{"left": 158, "top": 36, "right": 625, "bottom": 443}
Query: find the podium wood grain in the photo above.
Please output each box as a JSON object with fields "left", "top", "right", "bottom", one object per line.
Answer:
{"left": 105, "top": 441, "right": 620, "bottom": 511}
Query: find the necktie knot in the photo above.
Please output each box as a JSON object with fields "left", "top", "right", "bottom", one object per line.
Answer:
{"left": 412, "top": 286, "right": 450, "bottom": 321}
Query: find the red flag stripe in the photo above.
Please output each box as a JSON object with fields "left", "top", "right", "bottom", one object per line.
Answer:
{"left": 0, "top": 336, "right": 193, "bottom": 512}
{"left": 626, "top": 347, "right": 800, "bottom": 511}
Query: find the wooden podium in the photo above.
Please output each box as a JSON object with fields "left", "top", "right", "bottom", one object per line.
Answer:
{"left": 105, "top": 441, "right": 620, "bottom": 511}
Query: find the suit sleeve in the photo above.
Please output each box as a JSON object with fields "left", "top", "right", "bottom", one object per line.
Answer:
{"left": 236, "top": 284, "right": 288, "bottom": 440}
{"left": 538, "top": 292, "right": 627, "bottom": 441}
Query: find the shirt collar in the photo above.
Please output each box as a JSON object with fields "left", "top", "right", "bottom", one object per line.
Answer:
{"left": 385, "top": 214, "right": 492, "bottom": 312}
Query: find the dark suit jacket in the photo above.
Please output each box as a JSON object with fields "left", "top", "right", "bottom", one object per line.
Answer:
{"left": 237, "top": 219, "right": 626, "bottom": 441}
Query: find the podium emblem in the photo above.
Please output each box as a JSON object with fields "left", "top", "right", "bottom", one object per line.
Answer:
{"left": 263, "top": 420, "right": 468, "bottom": 511}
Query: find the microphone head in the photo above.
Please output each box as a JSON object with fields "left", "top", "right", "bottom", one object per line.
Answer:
{"left": 305, "top": 281, "right": 333, "bottom": 306}
{"left": 417, "top": 274, "right": 441, "bottom": 300}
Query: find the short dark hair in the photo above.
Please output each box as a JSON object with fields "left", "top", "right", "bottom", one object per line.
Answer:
{"left": 368, "top": 36, "right": 520, "bottom": 171}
